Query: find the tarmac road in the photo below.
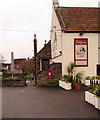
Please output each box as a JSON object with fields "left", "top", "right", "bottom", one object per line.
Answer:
{"left": 2, "top": 86, "right": 100, "bottom": 118}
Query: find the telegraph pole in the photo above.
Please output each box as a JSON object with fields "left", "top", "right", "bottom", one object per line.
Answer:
{"left": 34, "top": 34, "right": 37, "bottom": 85}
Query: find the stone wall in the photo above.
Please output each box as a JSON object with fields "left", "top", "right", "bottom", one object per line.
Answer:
{"left": 36, "top": 63, "right": 62, "bottom": 84}
{"left": 2, "top": 79, "right": 26, "bottom": 87}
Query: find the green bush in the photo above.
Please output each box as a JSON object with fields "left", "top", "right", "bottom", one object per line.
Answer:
{"left": 25, "top": 75, "right": 32, "bottom": 80}
{"left": 89, "top": 84, "right": 100, "bottom": 97}
{"left": 86, "top": 76, "right": 91, "bottom": 80}
{"left": 4, "top": 82, "right": 11, "bottom": 87}
{"left": 96, "top": 76, "right": 100, "bottom": 80}
{"left": 91, "top": 76, "right": 96, "bottom": 80}
{"left": 37, "top": 80, "right": 59, "bottom": 87}
{"left": 61, "top": 75, "right": 71, "bottom": 82}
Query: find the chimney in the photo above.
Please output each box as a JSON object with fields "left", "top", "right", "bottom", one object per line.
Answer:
{"left": 44, "top": 40, "right": 47, "bottom": 47}
{"left": 53, "top": 0, "right": 59, "bottom": 7}
{"left": 34, "top": 34, "right": 37, "bottom": 58}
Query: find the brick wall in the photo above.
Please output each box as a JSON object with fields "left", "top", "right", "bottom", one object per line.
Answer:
{"left": 36, "top": 63, "right": 62, "bottom": 84}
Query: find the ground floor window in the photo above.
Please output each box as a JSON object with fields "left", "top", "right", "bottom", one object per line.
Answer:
{"left": 42, "top": 59, "right": 49, "bottom": 70}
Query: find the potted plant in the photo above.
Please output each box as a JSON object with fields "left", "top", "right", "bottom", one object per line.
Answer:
{"left": 59, "top": 62, "right": 84, "bottom": 91}
{"left": 85, "top": 84, "right": 97, "bottom": 105}
{"left": 59, "top": 62, "right": 76, "bottom": 90}
{"left": 85, "top": 76, "right": 92, "bottom": 86}
{"left": 91, "top": 76, "right": 96, "bottom": 84}
{"left": 59, "top": 75, "right": 72, "bottom": 90}
{"left": 74, "top": 72, "right": 84, "bottom": 90}
{"left": 94, "top": 85, "right": 100, "bottom": 110}
{"left": 66, "top": 62, "right": 76, "bottom": 88}
{"left": 96, "top": 76, "right": 100, "bottom": 84}
{"left": 85, "top": 84, "right": 100, "bottom": 110}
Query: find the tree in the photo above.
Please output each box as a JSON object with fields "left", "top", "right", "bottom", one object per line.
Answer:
{"left": 21, "top": 58, "right": 35, "bottom": 80}
{"left": 0, "top": 54, "right": 5, "bottom": 63}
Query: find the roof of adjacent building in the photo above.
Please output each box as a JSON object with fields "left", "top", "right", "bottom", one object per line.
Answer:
{"left": 37, "top": 40, "right": 51, "bottom": 59}
{"left": 14, "top": 58, "right": 26, "bottom": 65}
{"left": 55, "top": 7, "right": 100, "bottom": 32}
{"left": 2, "top": 63, "right": 10, "bottom": 67}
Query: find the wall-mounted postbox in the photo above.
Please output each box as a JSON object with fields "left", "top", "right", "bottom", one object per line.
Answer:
{"left": 47, "top": 69, "right": 52, "bottom": 79}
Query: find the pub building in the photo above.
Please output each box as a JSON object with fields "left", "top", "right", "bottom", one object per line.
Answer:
{"left": 50, "top": 0, "right": 100, "bottom": 82}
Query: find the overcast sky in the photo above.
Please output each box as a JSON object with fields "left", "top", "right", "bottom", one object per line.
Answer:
{"left": 0, "top": 0, "right": 100, "bottom": 63}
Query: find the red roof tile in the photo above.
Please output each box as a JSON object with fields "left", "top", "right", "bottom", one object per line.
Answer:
{"left": 55, "top": 7, "right": 100, "bottom": 32}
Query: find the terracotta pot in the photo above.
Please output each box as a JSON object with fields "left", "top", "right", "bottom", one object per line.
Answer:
{"left": 75, "top": 83, "right": 81, "bottom": 90}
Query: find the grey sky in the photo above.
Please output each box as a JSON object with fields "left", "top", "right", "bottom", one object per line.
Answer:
{"left": 0, "top": 0, "right": 99, "bottom": 62}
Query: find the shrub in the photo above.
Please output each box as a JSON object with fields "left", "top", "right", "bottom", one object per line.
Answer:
{"left": 25, "top": 75, "right": 32, "bottom": 80}
{"left": 61, "top": 75, "right": 71, "bottom": 82}
{"left": 86, "top": 76, "right": 91, "bottom": 80}
{"left": 96, "top": 76, "right": 100, "bottom": 80}
{"left": 91, "top": 76, "right": 96, "bottom": 80}
{"left": 95, "top": 85, "right": 100, "bottom": 97}
{"left": 37, "top": 80, "right": 59, "bottom": 87}
{"left": 3, "top": 82, "right": 11, "bottom": 87}
{"left": 89, "top": 84, "right": 100, "bottom": 97}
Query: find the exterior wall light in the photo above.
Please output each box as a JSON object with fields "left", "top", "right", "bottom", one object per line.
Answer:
{"left": 59, "top": 51, "right": 62, "bottom": 55}
{"left": 79, "top": 32, "right": 84, "bottom": 36}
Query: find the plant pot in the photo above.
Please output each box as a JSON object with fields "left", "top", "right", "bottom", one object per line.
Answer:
{"left": 85, "top": 91, "right": 95, "bottom": 105}
{"left": 59, "top": 80, "right": 72, "bottom": 90}
{"left": 75, "top": 83, "right": 81, "bottom": 90}
{"left": 85, "top": 80, "right": 90, "bottom": 86}
{"left": 94, "top": 96, "right": 100, "bottom": 110}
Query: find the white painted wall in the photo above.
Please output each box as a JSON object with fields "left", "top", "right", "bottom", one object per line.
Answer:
{"left": 50, "top": 7, "right": 62, "bottom": 63}
{"left": 62, "top": 33, "right": 99, "bottom": 77}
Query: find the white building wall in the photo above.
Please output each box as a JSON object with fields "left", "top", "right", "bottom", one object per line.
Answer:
{"left": 62, "top": 33, "right": 99, "bottom": 77}
{"left": 50, "top": 7, "right": 62, "bottom": 63}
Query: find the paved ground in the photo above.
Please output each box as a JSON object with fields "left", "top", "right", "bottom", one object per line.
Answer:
{"left": 2, "top": 86, "right": 100, "bottom": 118}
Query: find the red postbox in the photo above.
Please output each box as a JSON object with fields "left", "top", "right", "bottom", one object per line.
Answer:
{"left": 47, "top": 69, "right": 52, "bottom": 79}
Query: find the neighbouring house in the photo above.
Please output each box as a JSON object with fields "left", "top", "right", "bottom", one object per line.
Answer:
{"left": 50, "top": 0, "right": 100, "bottom": 82}
{"left": 1, "top": 59, "right": 27, "bottom": 74}
{"left": 1, "top": 63, "right": 10, "bottom": 72}
{"left": 36, "top": 40, "right": 51, "bottom": 73}
{"left": 35, "top": 39, "right": 62, "bottom": 84}
{"left": 14, "top": 58, "right": 27, "bottom": 73}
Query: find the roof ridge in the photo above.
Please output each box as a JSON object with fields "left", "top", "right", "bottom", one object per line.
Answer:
{"left": 58, "top": 6, "right": 100, "bottom": 9}
{"left": 56, "top": 7, "right": 66, "bottom": 30}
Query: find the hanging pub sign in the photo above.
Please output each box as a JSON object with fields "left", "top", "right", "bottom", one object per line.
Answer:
{"left": 74, "top": 38, "right": 88, "bottom": 67}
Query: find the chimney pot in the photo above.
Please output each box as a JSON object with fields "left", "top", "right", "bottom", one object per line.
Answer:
{"left": 44, "top": 40, "right": 47, "bottom": 47}
{"left": 53, "top": 0, "right": 59, "bottom": 7}
{"left": 34, "top": 34, "right": 36, "bottom": 39}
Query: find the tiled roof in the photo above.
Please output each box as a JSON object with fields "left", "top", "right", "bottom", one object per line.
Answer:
{"left": 14, "top": 58, "right": 26, "bottom": 64}
{"left": 55, "top": 7, "right": 100, "bottom": 32}
{"left": 37, "top": 40, "right": 51, "bottom": 59}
